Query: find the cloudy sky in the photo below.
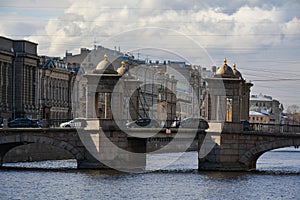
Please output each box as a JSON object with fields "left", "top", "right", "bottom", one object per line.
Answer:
{"left": 1, "top": 0, "right": 300, "bottom": 109}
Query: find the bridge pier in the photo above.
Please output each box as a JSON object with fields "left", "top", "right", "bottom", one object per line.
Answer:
{"left": 77, "top": 137, "right": 147, "bottom": 172}
{"left": 198, "top": 131, "right": 300, "bottom": 171}
{"left": 76, "top": 127, "right": 147, "bottom": 172}
{"left": 198, "top": 132, "right": 252, "bottom": 171}
{"left": 77, "top": 149, "right": 111, "bottom": 169}
{"left": 198, "top": 130, "right": 261, "bottom": 171}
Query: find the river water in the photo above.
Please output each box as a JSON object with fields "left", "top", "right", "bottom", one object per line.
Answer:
{"left": 1, "top": 148, "right": 300, "bottom": 200}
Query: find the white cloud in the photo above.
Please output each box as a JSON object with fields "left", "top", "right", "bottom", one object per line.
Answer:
{"left": 13, "top": 0, "right": 297, "bottom": 59}
{"left": 1, "top": 0, "right": 300, "bottom": 107}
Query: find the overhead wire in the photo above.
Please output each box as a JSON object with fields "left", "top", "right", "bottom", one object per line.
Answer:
{"left": 1, "top": 5, "right": 300, "bottom": 12}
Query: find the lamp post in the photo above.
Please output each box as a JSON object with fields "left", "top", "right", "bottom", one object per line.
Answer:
{"left": 150, "top": 67, "right": 160, "bottom": 119}
{"left": 133, "top": 64, "right": 159, "bottom": 119}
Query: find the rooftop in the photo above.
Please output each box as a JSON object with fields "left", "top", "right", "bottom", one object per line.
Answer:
{"left": 250, "top": 93, "right": 273, "bottom": 101}
{"left": 249, "top": 110, "right": 268, "bottom": 116}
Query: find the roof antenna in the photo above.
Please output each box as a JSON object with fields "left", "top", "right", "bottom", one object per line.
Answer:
{"left": 93, "top": 38, "right": 97, "bottom": 50}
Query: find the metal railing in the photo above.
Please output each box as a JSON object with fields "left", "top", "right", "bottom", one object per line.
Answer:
{"left": 249, "top": 123, "right": 300, "bottom": 133}
{"left": 43, "top": 119, "right": 73, "bottom": 128}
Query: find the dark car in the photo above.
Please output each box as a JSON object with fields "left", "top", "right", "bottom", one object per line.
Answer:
{"left": 179, "top": 117, "right": 209, "bottom": 130}
{"left": 126, "top": 119, "right": 161, "bottom": 128}
{"left": 8, "top": 118, "right": 38, "bottom": 128}
{"left": 241, "top": 120, "right": 251, "bottom": 131}
{"left": 33, "top": 119, "right": 43, "bottom": 127}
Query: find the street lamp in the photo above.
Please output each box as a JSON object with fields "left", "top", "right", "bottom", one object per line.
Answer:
{"left": 132, "top": 64, "right": 159, "bottom": 119}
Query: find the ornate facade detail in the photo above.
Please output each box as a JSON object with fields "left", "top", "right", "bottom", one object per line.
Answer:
{"left": 0, "top": 36, "right": 39, "bottom": 121}
{"left": 39, "top": 56, "right": 78, "bottom": 125}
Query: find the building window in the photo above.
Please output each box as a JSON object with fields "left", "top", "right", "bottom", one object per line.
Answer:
{"left": 226, "top": 97, "right": 232, "bottom": 122}
{"left": 82, "top": 87, "right": 86, "bottom": 98}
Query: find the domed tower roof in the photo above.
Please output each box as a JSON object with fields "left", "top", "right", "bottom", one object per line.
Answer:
{"left": 232, "top": 63, "right": 243, "bottom": 79}
{"left": 93, "top": 54, "right": 118, "bottom": 74}
{"left": 215, "top": 58, "right": 234, "bottom": 78}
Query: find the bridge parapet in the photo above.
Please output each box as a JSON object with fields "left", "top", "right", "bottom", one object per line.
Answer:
{"left": 249, "top": 123, "right": 300, "bottom": 133}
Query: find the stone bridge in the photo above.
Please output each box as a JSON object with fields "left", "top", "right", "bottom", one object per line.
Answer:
{"left": 1, "top": 127, "right": 300, "bottom": 171}
{"left": 0, "top": 128, "right": 148, "bottom": 171}
{"left": 199, "top": 130, "right": 300, "bottom": 171}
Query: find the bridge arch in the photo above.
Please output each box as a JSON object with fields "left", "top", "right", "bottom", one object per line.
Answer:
{"left": 0, "top": 134, "right": 84, "bottom": 166}
{"left": 239, "top": 138, "right": 300, "bottom": 170}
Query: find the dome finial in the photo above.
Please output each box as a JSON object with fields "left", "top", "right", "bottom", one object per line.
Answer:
{"left": 117, "top": 60, "right": 127, "bottom": 75}
{"left": 121, "top": 60, "right": 125, "bottom": 66}
{"left": 233, "top": 63, "right": 236, "bottom": 70}
{"left": 224, "top": 58, "right": 227, "bottom": 64}
{"left": 104, "top": 54, "right": 108, "bottom": 60}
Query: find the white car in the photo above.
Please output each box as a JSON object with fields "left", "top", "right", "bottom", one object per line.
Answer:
{"left": 59, "top": 118, "right": 87, "bottom": 128}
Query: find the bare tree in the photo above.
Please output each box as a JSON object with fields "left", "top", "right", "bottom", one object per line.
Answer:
{"left": 286, "top": 104, "right": 300, "bottom": 114}
{"left": 285, "top": 105, "right": 300, "bottom": 125}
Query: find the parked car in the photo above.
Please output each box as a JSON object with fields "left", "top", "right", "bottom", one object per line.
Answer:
{"left": 7, "top": 118, "right": 38, "bottom": 128}
{"left": 33, "top": 119, "right": 43, "bottom": 127}
{"left": 60, "top": 118, "right": 87, "bottom": 128}
{"left": 241, "top": 120, "right": 251, "bottom": 131}
{"left": 170, "top": 120, "right": 181, "bottom": 128}
{"left": 179, "top": 117, "right": 209, "bottom": 130}
{"left": 126, "top": 119, "right": 161, "bottom": 128}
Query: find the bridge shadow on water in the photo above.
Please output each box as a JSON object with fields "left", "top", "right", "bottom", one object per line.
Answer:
{"left": 2, "top": 148, "right": 300, "bottom": 176}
